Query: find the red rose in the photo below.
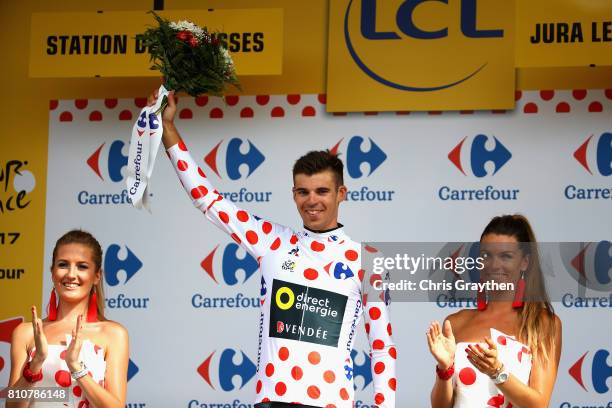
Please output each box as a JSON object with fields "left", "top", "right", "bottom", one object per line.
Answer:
{"left": 188, "top": 37, "right": 199, "bottom": 48}
{"left": 176, "top": 31, "right": 191, "bottom": 41}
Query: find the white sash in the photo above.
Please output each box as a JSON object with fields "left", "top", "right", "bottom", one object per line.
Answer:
{"left": 126, "top": 85, "right": 169, "bottom": 210}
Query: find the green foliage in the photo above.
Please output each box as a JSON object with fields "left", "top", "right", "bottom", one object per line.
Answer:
{"left": 141, "top": 12, "right": 240, "bottom": 96}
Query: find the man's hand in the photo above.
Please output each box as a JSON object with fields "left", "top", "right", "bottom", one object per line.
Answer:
{"left": 147, "top": 87, "right": 180, "bottom": 148}
{"left": 163, "top": 91, "right": 177, "bottom": 126}
{"left": 147, "top": 88, "right": 177, "bottom": 125}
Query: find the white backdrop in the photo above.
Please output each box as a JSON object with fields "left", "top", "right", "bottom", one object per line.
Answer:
{"left": 45, "top": 90, "right": 612, "bottom": 407}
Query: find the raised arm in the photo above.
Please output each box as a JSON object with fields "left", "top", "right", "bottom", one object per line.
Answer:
{"left": 156, "top": 90, "right": 180, "bottom": 150}
{"left": 150, "top": 90, "right": 289, "bottom": 260}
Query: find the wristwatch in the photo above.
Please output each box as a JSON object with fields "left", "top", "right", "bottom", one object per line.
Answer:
{"left": 492, "top": 364, "right": 510, "bottom": 385}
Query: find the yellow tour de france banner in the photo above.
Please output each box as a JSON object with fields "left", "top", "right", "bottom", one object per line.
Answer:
{"left": 0, "top": 156, "right": 43, "bottom": 325}
{"left": 29, "top": 9, "right": 283, "bottom": 78}
{"left": 327, "top": 0, "right": 515, "bottom": 112}
{"left": 516, "top": 0, "right": 612, "bottom": 68}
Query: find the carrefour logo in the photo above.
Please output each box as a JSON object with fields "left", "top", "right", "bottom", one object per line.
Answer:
{"left": 572, "top": 241, "right": 612, "bottom": 287}
{"left": 103, "top": 244, "right": 149, "bottom": 310}
{"left": 569, "top": 349, "right": 612, "bottom": 394}
{"left": 79, "top": 140, "right": 133, "bottom": 205}
{"left": 127, "top": 359, "right": 139, "bottom": 382}
{"left": 350, "top": 349, "right": 373, "bottom": 390}
{"left": 574, "top": 133, "right": 612, "bottom": 176}
{"left": 204, "top": 138, "right": 265, "bottom": 180}
{"left": 565, "top": 133, "right": 612, "bottom": 200}
{"left": 195, "top": 348, "right": 372, "bottom": 392}
{"left": 439, "top": 135, "right": 518, "bottom": 201}
{"left": 331, "top": 136, "right": 387, "bottom": 178}
{"left": 104, "top": 244, "right": 143, "bottom": 286}
{"left": 330, "top": 136, "right": 394, "bottom": 202}
{"left": 86, "top": 140, "right": 128, "bottom": 182}
{"left": 192, "top": 244, "right": 260, "bottom": 309}
{"left": 344, "top": 0, "right": 503, "bottom": 92}
{"left": 428, "top": 242, "right": 483, "bottom": 306}
{"left": 448, "top": 135, "right": 512, "bottom": 177}
{"left": 201, "top": 244, "right": 258, "bottom": 285}
{"left": 202, "top": 138, "right": 272, "bottom": 203}
{"left": 560, "top": 241, "right": 612, "bottom": 308}
{"left": 197, "top": 349, "right": 257, "bottom": 391}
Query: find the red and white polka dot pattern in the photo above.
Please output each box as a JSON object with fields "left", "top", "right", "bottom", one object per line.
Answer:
{"left": 49, "top": 90, "right": 611, "bottom": 122}
{"left": 28, "top": 335, "right": 105, "bottom": 407}
{"left": 453, "top": 328, "right": 531, "bottom": 408}
{"left": 168, "top": 143, "right": 396, "bottom": 407}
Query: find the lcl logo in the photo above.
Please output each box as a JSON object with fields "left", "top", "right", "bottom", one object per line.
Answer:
{"left": 345, "top": 0, "right": 503, "bottom": 91}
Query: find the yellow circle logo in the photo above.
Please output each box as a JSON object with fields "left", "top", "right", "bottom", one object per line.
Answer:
{"left": 275, "top": 287, "right": 295, "bottom": 310}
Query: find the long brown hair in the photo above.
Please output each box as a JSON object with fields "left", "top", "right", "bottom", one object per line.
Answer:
{"left": 52, "top": 230, "right": 106, "bottom": 321}
{"left": 481, "top": 214, "right": 556, "bottom": 365}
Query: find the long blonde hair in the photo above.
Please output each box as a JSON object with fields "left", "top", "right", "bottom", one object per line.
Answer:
{"left": 481, "top": 215, "right": 557, "bottom": 365}
{"left": 51, "top": 229, "right": 106, "bottom": 321}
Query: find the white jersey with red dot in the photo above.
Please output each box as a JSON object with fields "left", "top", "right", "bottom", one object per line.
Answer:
{"left": 168, "top": 143, "right": 396, "bottom": 407}
{"left": 29, "top": 335, "right": 105, "bottom": 407}
{"left": 453, "top": 328, "right": 531, "bottom": 408}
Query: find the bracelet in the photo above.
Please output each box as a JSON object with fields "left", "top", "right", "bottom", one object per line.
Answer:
{"left": 22, "top": 361, "right": 43, "bottom": 383}
{"left": 70, "top": 362, "right": 88, "bottom": 381}
{"left": 489, "top": 362, "right": 504, "bottom": 379}
{"left": 436, "top": 363, "right": 455, "bottom": 381}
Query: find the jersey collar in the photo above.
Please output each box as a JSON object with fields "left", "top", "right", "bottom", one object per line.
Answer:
{"left": 300, "top": 223, "right": 347, "bottom": 244}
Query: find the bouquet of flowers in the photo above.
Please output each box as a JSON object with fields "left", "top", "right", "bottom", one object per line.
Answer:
{"left": 141, "top": 11, "right": 240, "bottom": 96}
{"left": 127, "top": 13, "right": 240, "bottom": 211}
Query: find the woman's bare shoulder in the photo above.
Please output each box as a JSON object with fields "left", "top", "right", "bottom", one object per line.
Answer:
{"left": 11, "top": 322, "right": 33, "bottom": 343}
{"left": 445, "top": 308, "right": 476, "bottom": 327}
{"left": 99, "top": 320, "right": 128, "bottom": 341}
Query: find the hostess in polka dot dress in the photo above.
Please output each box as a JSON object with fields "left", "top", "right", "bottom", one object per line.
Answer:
{"left": 28, "top": 335, "right": 106, "bottom": 407}
{"left": 453, "top": 328, "right": 531, "bottom": 408}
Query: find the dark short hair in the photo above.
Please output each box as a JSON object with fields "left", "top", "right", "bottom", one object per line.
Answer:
{"left": 292, "top": 150, "right": 344, "bottom": 186}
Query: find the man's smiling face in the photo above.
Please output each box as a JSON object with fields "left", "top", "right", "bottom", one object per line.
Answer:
{"left": 293, "top": 170, "right": 346, "bottom": 231}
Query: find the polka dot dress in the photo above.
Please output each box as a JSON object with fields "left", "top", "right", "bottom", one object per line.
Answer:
{"left": 453, "top": 328, "right": 531, "bottom": 408}
{"left": 28, "top": 335, "right": 106, "bottom": 407}
{"left": 169, "top": 144, "right": 396, "bottom": 407}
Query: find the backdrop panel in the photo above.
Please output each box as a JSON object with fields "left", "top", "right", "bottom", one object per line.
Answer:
{"left": 43, "top": 90, "right": 612, "bottom": 407}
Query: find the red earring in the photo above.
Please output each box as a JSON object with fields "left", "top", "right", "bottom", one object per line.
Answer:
{"left": 87, "top": 288, "right": 98, "bottom": 322}
{"left": 477, "top": 277, "right": 487, "bottom": 311}
{"left": 512, "top": 271, "right": 526, "bottom": 308}
{"left": 48, "top": 288, "right": 58, "bottom": 321}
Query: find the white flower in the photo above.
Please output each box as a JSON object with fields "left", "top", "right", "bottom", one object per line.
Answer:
{"left": 221, "top": 47, "right": 234, "bottom": 66}
{"left": 170, "top": 20, "right": 205, "bottom": 40}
